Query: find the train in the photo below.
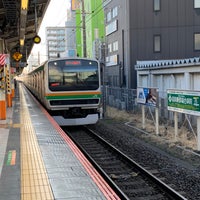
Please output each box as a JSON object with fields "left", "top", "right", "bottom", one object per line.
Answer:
{"left": 22, "top": 57, "right": 102, "bottom": 126}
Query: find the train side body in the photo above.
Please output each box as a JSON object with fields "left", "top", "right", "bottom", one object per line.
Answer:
{"left": 23, "top": 58, "right": 102, "bottom": 126}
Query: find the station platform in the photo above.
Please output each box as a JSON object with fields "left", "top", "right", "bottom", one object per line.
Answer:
{"left": 0, "top": 83, "right": 119, "bottom": 200}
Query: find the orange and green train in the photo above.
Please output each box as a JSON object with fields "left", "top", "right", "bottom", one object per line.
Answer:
{"left": 23, "top": 57, "right": 102, "bottom": 126}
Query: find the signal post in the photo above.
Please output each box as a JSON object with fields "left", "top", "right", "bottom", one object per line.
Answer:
{"left": 6, "top": 61, "right": 12, "bottom": 107}
{"left": 0, "top": 66, "right": 6, "bottom": 119}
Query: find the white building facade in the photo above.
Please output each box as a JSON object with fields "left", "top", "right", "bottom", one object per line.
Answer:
{"left": 136, "top": 57, "right": 200, "bottom": 97}
{"left": 46, "top": 27, "right": 66, "bottom": 59}
{"left": 65, "top": 10, "right": 77, "bottom": 57}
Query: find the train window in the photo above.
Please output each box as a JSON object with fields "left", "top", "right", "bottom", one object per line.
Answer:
{"left": 48, "top": 59, "right": 99, "bottom": 91}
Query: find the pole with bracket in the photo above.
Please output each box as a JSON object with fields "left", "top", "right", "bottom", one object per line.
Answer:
{"left": 81, "top": 0, "right": 87, "bottom": 57}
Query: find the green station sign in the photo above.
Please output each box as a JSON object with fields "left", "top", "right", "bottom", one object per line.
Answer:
{"left": 167, "top": 90, "right": 200, "bottom": 116}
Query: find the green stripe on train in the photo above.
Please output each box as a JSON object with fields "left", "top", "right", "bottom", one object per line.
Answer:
{"left": 45, "top": 94, "right": 101, "bottom": 100}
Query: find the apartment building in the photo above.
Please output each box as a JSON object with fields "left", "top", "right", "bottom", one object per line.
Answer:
{"left": 103, "top": 0, "right": 200, "bottom": 89}
{"left": 46, "top": 27, "right": 66, "bottom": 59}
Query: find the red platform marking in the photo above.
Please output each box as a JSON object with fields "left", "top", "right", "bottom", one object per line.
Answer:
{"left": 29, "top": 88, "right": 120, "bottom": 200}
{"left": 41, "top": 109, "right": 120, "bottom": 199}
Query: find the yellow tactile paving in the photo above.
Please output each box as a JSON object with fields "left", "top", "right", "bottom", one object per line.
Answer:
{"left": 20, "top": 85, "right": 54, "bottom": 200}
{"left": 12, "top": 123, "right": 22, "bottom": 128}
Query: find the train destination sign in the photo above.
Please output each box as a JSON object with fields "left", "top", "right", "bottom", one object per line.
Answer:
{"left": 167, "top": 89, "right": 200, "bottom": 116}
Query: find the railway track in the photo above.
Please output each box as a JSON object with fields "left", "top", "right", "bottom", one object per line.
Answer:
{"left": 63, "top": 126, "right": 187, "bottom": 200}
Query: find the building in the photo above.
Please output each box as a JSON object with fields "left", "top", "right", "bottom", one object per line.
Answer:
{"left": 46, "top": 8, "right": 77, "bottom": 59}
{"left": 136, "top": 57, "right": 200, "bottom": 95}
{"left": 46, "top": 27, "right": 66, "bottom": 59}
{"left": 103, "top": 0, "right": 200, "bottom": 89}
{"left": 75, "top": 0, "right": 105, "bottom": 59}
{"left": 103, "top": 0, "right": 129, "bottom": 88}
{"left": 65, "top": 9, "right": 77, "bottom": 57}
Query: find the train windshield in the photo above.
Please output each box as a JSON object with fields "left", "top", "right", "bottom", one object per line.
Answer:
{"left": 48, "top": 59, "right": 99, "bottom": 91}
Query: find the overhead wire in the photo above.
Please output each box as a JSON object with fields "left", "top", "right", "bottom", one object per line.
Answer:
{"left": 66, "top": 1, "right": 105, "bottom": 43}
{"left": 31, "top": 1, "right": 105, "bottom": 59}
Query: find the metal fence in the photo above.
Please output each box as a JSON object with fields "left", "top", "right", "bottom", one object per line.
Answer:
{"left": 102, "top": 86, "right": 197, "bottom": 129}
{"left": 104, "top": 86, "right": 137, "bottom": 111}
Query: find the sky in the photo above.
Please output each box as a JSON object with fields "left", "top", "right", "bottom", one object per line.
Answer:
{"left": 28, "top": 0, "right": 71, "bottom": 66}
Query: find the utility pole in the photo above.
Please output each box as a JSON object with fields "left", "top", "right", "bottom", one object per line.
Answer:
{"left": 81, "top": 0, "right": 87, "bottom": 57}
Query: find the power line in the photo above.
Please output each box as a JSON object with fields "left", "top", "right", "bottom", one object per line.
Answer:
{"left": 65, "top": 1, "right": 105, "bottom": 45}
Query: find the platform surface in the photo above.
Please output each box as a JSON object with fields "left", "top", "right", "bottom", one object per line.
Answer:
{"left": 0, "top": 83, "right": 119, "bottom": 200}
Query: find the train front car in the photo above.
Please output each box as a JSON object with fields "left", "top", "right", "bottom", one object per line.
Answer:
{"left": 45, "top": 58, "right": 102, "bottom": 126}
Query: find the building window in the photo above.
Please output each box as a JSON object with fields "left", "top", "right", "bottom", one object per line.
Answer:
{"left": 112, "top": 6, "right": 118, "bottom": 18}
{"left": 154, "top": 0, "right": 160, "bottom": 11}
{"left": 108, "top": 43, "right": 112, "bottom": 53}
{"left": 194, "top": 0, "right": 200, "bottom": 8}
{"left": 113, "top": 41, "right": 118, "bottom": 51}
{"left": 154, "top": 35, "right": 161, "bottom": 52}
{"left": 107, "top": 11, "right": 111, "bottom": 22}
{"left": 194, "top": 33, "right": 200, "bottom": 50}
